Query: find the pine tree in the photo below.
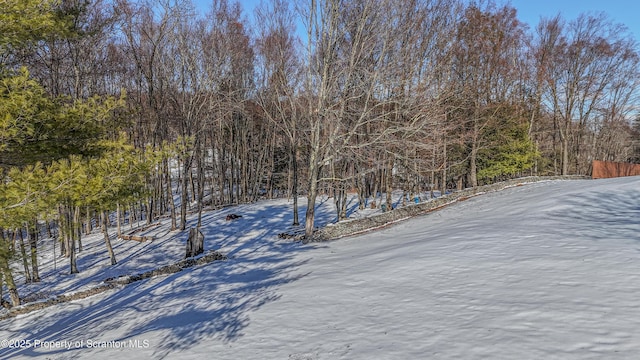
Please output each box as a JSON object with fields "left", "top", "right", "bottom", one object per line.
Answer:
{"left": 0, "top": 70, "right": 58, "bottom": 168}
{"left": 49, "top": 156, "right": 87, "bottom": 274}
{"left": 0, "top": 163, "right": 48, "bottom": 305}
{"left": 0, "top": 0, "right": 133, "bottom": 304}
{"left": 0, "top": 0, "right": 64, "bottom": 51}
{"left": 476, "top": 106, "right": 539, "bottom": 183}
{"left": 85, "top": 135, "right": 152, "bottom": 266}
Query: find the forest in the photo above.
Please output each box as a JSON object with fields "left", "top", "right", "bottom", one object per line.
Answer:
{"left": 1, "top": 0, "right": 640, "bottom": 307}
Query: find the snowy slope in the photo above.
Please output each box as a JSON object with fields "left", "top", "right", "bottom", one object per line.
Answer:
{"left": 1, "top": 177, "right": 639, "bottom": 359}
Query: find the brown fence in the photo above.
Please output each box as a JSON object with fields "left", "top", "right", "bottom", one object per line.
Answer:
{"left": 592, "top": 160, "right": 640, "bottom": 179}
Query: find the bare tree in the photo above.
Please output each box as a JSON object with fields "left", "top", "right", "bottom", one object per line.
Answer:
{"left": 255, "top": 0, "right": 303, "bottom": 225}
{"left": 297, "top": 0, "right": 461, "bottom": 237}
{"left": 116, "top": 0, "right": 181, "bottom": 229}
{"left": 536, "top": 13, "right": 639, "bottom": 175}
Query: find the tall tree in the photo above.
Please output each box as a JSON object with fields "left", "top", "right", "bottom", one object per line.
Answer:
{"left": 449, "top": 2, "right": 530, "bottom": 186}
{"left": 535, "top": 13, "right": 640, "bottom": 174}
{"left": 255, "top": 0, "right": 303, "bottom": 225}
{"left": 298, "top": 0, "right": 457, "bottom": 237}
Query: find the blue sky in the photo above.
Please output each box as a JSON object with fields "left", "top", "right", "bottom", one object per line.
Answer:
{"left": 507, "top": 0, "right": 640, "bottom": 40}
{"left": 193, "top": 0, "right": 640, "bottom": 42}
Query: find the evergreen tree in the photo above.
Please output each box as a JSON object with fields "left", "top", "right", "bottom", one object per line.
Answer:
{"left": 85, "top": 135, "right": 152, "bottom": 266}
{"left": 48, "top": 155, "right": 88, "bottom": 274}
{"left": 0, "top": 69, "right": 125, "bottom": 169}
{"left": 0, "top": 163, "right": 49, "bottom": 305}
{"left": 477, "top": 106, "right": 539, "bottom": 183}
{"left": 0, "top": 69, "right": 58, "bottom": 168}
{"left": 0, "top": 0, "right": 65, "bottom": 301}
{"left": 0, "top": 0, "right": 64, "bottom": 51}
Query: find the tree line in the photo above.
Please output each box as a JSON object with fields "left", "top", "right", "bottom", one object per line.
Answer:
{"left": 1, "top": 0, "right": 639, "bottom": 306}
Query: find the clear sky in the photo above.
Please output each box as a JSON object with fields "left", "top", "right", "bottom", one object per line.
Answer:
{"left": 193, "top": 0, "right": 640, "bottom": 42}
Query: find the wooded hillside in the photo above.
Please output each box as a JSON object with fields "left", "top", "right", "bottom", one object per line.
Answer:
{"left": 1, "top": 0, "right": 639, "bottom": 306}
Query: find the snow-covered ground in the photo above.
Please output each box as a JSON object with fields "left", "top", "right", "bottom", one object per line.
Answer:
{"left": 1, "top": 177, "right": 639, "bottom": 359}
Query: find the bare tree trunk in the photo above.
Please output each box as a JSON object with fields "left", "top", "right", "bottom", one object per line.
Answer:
{"left": 67, "top": 207, "right": 79, "bottom": 274}
{"left": 304, "top": 149, "right": 320, "bottom": 238}
{"left": 561, "top": 132, "right": 569, "bottom": 175}
{"left": 230, "top": 148, "right": 237, "bottom": 204}
{"left": 180, "top": 155, "right": 190, "bottom": 231}
{"left": 0, "top": 257, "right": 19, "bottom": 307}
{"left": 357, "top": 172, "right": 366, "bottom": 210}
{"left": 17, "top": 230, "right": 31, "bottom": 283}
{"left": 469, "top": 116, "right": 479, "bottom": 188}
{"left": 46, "top": 220, "right": 53, "bottom": 238}
{"left": 291, "top": 141, "right": 300, "bottom": 226}
{"left": 28, "top": 220, "right": 40, "bottom": 282}
{"left": 209, "top": 143, "right": 219, "bottom": 207}
{"left": 469, "top": 143, "right": 478, "bottom": 187}
{"left": 219, "top": 148, "right": 227, "bottom": 205}
{"left": 165, "top": 158, "right": 177, "bottom": 231}
{"left": 334, "top": 187, "right": 342, "bottom": 221}
{"left": 196, "top": 141, "right": 205, "bottom": 229}
{"left": 59, "top": 206, "right": 67, "bottom": 258}
{"left": 146, "top": 198, "right": 153, "bottom": 225}
{"left": 85, "top": 206, "right": 92, "bottom": 235}
{"left": 340, "top": 188, "right": 347, "bottom": 220}
{"left": 190, "top": 168, "right": 196, "bottom": 204}
{"left": 75, "top": 205, "right": 82, "bottom": 252}
{"left": 441, "top": 141, "right": 447, "bottom": 196}
{"left": 370, "top": 172, "right": 379, "bottom": 208}
{"left": 116, "top": 203, "right": 122, "bottom": 238}
{"left": 102, "top": 211, "right": 117, "bottom": 265}
{"left": 385, "top": 161, "right": 393, "bottom": 211}
{"left": 129, "top": 205, "right": 134, "bottom": 230}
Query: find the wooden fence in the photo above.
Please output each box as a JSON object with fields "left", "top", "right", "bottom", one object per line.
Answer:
{"left": 592, "top": 160, "right": 640, "bottom": 179}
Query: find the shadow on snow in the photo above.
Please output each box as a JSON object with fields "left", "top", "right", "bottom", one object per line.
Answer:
{"left": 546, "top": 187, "right": 640, "bottom": 243}
{"left": 0, "top": 198, "right": 331, "bottom": 359}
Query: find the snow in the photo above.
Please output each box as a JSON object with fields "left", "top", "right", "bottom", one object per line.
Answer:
{"left": 1, "top": 177, "right": 640, "bottom": 359}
